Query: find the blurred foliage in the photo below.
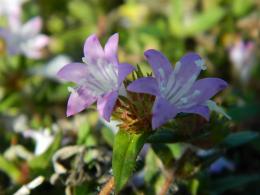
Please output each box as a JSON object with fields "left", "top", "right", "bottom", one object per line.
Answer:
{"left": 0, "top": 0, "right": 260, "bottom": 194}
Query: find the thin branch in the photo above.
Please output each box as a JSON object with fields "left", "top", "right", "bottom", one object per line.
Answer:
{"left": 99, "top": 177, "right": 114, "bottom": 195}
{"left": 159, "top": 171, "right": 175, "bottom": 195}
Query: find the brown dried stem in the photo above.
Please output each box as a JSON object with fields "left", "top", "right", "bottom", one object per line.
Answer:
{"left": 99, "top": 177, "right": 115, "bottom": 195}
{"left": 159, "top": 170, "right": 175, "bottom": 195}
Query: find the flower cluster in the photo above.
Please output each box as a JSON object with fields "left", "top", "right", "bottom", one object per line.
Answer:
{"left": 58, "top": 33, "right": 228, "bottom": 131}
{"left": 0, "top": 0, "right": 49, "bottom": 59}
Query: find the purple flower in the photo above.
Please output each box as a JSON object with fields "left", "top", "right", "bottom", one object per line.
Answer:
{"left": 229, "top": 39, "right": 256, "bottom": 83}
{"left": 0, "top": 16, "right": 49, "bottom": 59}
{"left": 57, "top": 33, "right": 135, "bottom": 121}
{"left": 127, "top": 49, "right": 228, "bottom": 129}
{"left": 209, "top": 157, "right": 235, "bottom": 173}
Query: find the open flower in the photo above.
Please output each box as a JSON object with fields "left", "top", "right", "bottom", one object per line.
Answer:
{"left": 57, "top": 33, "right": 135, "bottom": 121}
{"left": 128, "top": 49, "right": 228, "bottom": 129}
{"left": 0, "top": 16, "right": 49, "bottom": 59}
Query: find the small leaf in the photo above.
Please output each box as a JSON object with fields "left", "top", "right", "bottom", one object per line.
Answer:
{"left": 146, "top": 128, "right": 181, "bottom": 143}
{"left": 210, "top": 174, "right": 260, "bottom": 193}
{"left": 112, "top": 130, "right": 149, "bottom": 193}
{"left": 151, "top": 144, "right": 175, "bottom": 168}
{"left": 221, "top": 131, "right": 259, "bottom": 148}
{"left": 0, "top": 155, "right": 21, "bottom": 182}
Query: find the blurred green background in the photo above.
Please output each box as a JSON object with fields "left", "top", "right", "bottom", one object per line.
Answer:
{"left": 0, "top": 0, "right": 260, "bottom": 194}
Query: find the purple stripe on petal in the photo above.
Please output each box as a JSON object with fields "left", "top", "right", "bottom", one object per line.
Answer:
{"left": 97, "top": 90, "right": 118, "bottom": 121}
{"left": 189, "top": 78, "right": 228, "bottom": 104}
{"left": 152, "top": 97, "right": 178, "bottom": 129}
{"left": 180, "top": 105, "right": 210, "bottom": 120}
{"left": 66, "top": 90, "right": 96, "bottom": 117}
{"left": 83, "top": 34, "right": 104, "bottom": 61}
{"left": 104, "top": 33, "right": 119, "bottom": 65}
{"left": 144, "top": 49, "right": 173, "bottom": 80}
{"left": 57, "top": 63, "right": 87, "bottom": 83}
{"left": 117, "top": 63, "right": 135, "bottom": 86}
{"left": 127, "top": 77, "right": 159, "bottom": 96}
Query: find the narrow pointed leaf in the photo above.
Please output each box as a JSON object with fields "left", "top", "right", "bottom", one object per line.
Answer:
{"left": 221, "top": 131, "right": 259, "bottom": 148}
{"left": 112, "top": 130, "right": 149, "bottom": 193}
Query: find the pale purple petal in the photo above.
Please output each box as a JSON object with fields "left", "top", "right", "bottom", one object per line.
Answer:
{"left": 0, "top": 28, "right": 10, "bottom": 41}
{"left": 83, "top": 34, "right": 104, "bottom": 61}
{"left": 57, "top": 63, "right": 87, "bottom": 83}
{"left": 104, "top": 33, "right": 119, "bottom": 65}
{"left": 97, "top": 90, "right": 118, "bottom": 121}
{"left": 172, "top": 53, "right": 203, "bottom": 89}
{"left": 29, "top": 35, "right": 49, "bottom": 49}
{"left": 67, "top": 90, "right": 97, "bottom": 117}
{"left": 127, "top": 77, "right": 159, "bottom": 96}
{"left": 152, "top": 97, "right": 178, "bottom": 129}
{"left": 189, "top": 78, "right": 228, "bottom": 104}
{"left": 118, "top": 63, "right": 135, "bottom": 86}
{"left": 144, "top": 49, "right": 173, "bottom": 80}
{"left": 180, "top": 105, "right": 210, "bottom": 120}
{"left": 21, "top": 17, "right": 42, "bottom": 37}
{"left": 22, "top": 35, "right": 50, "bottom": 58}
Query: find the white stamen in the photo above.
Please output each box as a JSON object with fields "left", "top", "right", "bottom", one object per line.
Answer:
{"left": 180, "top": 97, "right": 188, "bottom": 104}
{"left": 80, "top": 57, "right": 118, "bottom": 96}
{"left": 206, "top": 100, "right": 231, "bottom": 120}
{"left": 195, "top": 59, "right": 207, "bottom": 70}
{"left": 67, "top": 86, "right": 76, "bottom": 93}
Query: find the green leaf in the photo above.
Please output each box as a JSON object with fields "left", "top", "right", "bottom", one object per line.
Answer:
{"left": 146, "top": 128, "right": 181, "bottom": 143}
{"left": 112, "top": 130, "right": 149, "bottom": 193}
{"left": 101, "top": 126, "right": 115, "bottom": 147}
{"left": 228, "top": 104, "right": 260, "bottom": 121}
{"left": 184, "top": 7, "right": 225, "bottom": 36}
{"left": 77, "top": 121, "right": 96, "bottom": 147}
{"left": 0, "top": 155, "right": 21, "bottom": 182}
{"left": 210, "top": 174, "right": 260, "bottom": 193}
{"left": 232, "top": 0, "right": 253, "bottom": 17}
{"left": 151, "top": 143, "right": 175, "bottom": 167}
{"left": 221, "top": 131, "right": 259, "bottom": 148}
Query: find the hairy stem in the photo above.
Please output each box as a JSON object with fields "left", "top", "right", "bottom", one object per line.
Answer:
{"left": 99, "top": 177, "right": 114, "bottom": 195}
{"left": 159, "top": 171, "right": 175, "bottom": 195}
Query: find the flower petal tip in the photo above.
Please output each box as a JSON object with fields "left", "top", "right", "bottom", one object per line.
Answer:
{"left": 144, "top": 49, "right": 156, "bottom": 58}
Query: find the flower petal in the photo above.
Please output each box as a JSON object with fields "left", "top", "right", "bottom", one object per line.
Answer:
{"left": 189, "top": 78, "right": 228, "bottom": 104}
{"left": 152, "top": 97, "right": 178, "bottom": 129}
{"left": 22, "top": 35, "right": 49, "bottom": 58}
{"left": 118, "top": 63, "right": 135, "bottom": 86}
{"left": 127, "top": 77, "right": 159, "bottom": 96}
{"left": 83, "top": 34, "right": 104, "bottom": 61}
{"left": 21, "top": 17, "right": 42, "bottom": 37}
{"left": 67, "top": 90, "right": 96, "bottom": 117}
{"left": 57, "top": 63, "right": 87, "bottom": 83}
{"left": 97, "top": 90, "right": 118, "bottom": 121}
{"left": 104, "top": 33, "right": 119, "bottom": 65}
{"left": 144, "top": 49, "right": 173, "bottom": 80}
{"left": 171, "top": 53, "right": 203, "bottom": 92}
{"left": 28, "top": 34, "right": 49, "bottom": 49}
{"left": 180, "top": 105, "right": 210, "bottom": 120}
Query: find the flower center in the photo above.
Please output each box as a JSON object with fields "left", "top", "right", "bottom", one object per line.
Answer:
{"left": 80, "top": 57, "right": 118, "bottom": 96}
{"left": 158, "top": 59, "right": 206, "bottom": 108}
